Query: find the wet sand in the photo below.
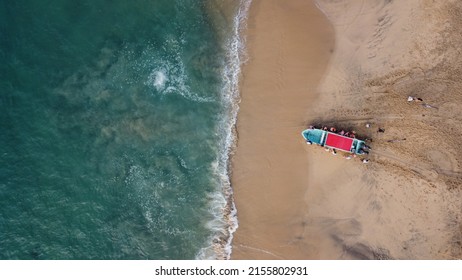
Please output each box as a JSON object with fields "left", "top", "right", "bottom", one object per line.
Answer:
{"left": 231, "top": 0, "right": 334, "bottom": 259}
{"left": 232, "top": 0, "right": 462, "bottom": 259}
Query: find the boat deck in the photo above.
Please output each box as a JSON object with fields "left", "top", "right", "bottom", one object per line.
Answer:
{"left": 324, "top": 133, "right": 354, "bottom": 152}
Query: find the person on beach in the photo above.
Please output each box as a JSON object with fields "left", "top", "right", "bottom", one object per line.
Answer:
{"left": 332, "top": 149, "right": 337, "bottom": 155}
{"left": 408, "top": 96, "right": 424, "bottom": 102}
{"left": 330, "top": 127, "right": 337, "bottom": 132}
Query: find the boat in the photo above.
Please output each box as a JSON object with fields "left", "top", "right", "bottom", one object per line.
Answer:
{"left": 301, "top": 128, "right": 368, "bottom": 155}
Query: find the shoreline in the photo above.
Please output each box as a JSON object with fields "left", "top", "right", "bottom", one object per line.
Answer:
{"left": 230, "top": 0, "right": 334, "bottom": 259}
{"left": 199, "top": 0, "right": 252, "bottom": 260}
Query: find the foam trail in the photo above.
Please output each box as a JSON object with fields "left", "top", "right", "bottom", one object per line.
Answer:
{"left": 196, "top": 0, "right": 252, "bottom": 260}
{"left": 143, "top": 44, "right": 214, "bottom": 103}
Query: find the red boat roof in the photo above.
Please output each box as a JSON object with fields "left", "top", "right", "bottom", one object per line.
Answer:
{"left": 325, "top": 133, "right": 354, "bottom": 152}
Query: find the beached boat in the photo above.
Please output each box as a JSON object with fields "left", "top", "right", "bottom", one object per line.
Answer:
{"left": 301, "top": 128, "right": 367, "bottom": 155}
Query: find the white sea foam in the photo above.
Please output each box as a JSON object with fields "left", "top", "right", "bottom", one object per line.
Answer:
{"left": 144, "top": 43, "right": 213, "bottom": 103}
{"left": 195, "top": 0, "right": 252, "bottom": 260}
{"left": 151, "top": 70, "right": 168, "bottom": 91}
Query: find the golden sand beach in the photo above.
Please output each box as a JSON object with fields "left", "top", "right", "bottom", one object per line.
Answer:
{"left": 231, "top": 0, "right": 462, "bottom": 259}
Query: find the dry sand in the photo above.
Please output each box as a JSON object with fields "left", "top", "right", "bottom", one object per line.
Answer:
{"left": 230, "top": 0, "right": 334, "bottom": 259}
{"left": 231, "top": 0, "right": 462, "bottom": 259}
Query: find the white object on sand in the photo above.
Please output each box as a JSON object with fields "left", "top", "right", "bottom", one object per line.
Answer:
{"left": 422, "top": 103, "right": 438, "bottom": 109}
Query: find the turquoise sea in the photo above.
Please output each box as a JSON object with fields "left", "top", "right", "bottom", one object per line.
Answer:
{"left": 0, "top": 0, "right": 250, "bottom": 259}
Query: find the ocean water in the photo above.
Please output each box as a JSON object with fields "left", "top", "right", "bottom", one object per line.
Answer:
{"left": 0, "top": 0, "right": 250, "bottom": 259}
